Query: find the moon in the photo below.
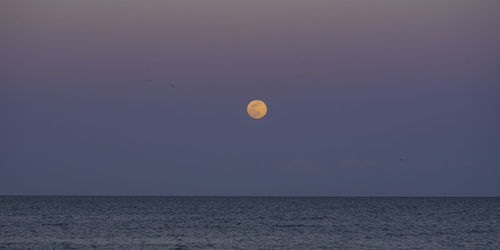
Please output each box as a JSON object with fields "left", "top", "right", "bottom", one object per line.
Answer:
{"left": 247, "top": 100, "right": 268, "bottom": 119}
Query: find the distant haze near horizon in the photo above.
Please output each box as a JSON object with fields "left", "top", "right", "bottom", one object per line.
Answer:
{"left": 1, "top": 1, "right": 499, "bottom": 196}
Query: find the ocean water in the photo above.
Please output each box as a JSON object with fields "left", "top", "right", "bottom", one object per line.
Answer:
{"left": 0, "top": 197, "right": 498, "bottom": 249}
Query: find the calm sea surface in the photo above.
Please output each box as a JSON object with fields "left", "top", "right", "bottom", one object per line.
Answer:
{"left": 0, "top": 197, "right": 498, "bottom": 249}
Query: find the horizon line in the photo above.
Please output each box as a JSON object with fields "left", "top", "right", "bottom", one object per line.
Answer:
{"left": 1, "top": 194, "right": 499, "bottom": 198}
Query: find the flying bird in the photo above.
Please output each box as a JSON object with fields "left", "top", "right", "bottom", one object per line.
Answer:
{"left": 170, "top": 83, "right": 176, "bottom": 88}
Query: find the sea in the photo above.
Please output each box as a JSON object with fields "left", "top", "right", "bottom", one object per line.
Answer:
{"left": 0, "top": 197, "right": 498, "bottom": 249}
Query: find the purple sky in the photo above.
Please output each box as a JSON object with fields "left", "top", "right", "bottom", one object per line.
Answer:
{"left": 1, "top": 1, "right": 499, "bottom": 195}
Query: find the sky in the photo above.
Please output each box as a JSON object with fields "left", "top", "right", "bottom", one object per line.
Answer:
{"left": 1, "top": 0, "right": 499, "bottom": 196}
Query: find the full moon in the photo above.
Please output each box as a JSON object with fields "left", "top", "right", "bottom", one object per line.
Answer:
{"left": 247, "top": 100, "right": 268, "bottom": 119}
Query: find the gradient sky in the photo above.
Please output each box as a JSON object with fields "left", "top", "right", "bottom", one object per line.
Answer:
{"left": 1, "top": 0, "right": 499, "bottom": 196}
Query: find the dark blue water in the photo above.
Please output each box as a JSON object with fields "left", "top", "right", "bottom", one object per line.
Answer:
{"left": 0, "top": 197, "right": 498, "bottom": 249}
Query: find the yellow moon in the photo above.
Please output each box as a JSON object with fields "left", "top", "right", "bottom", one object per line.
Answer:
{"left": 247, "top": 100, "right": 267, "bottom": 119}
